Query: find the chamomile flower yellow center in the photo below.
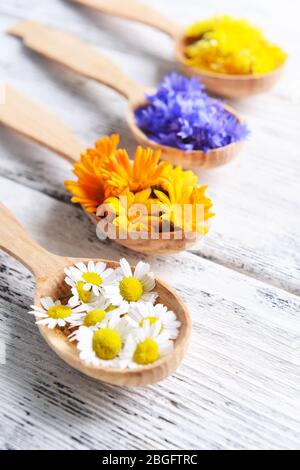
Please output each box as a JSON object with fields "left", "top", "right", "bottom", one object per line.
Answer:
{"left": 83, "top": 309, "right": 106, "bottom": 327}
{"left": 82, "top": 272, "right": 103, "bottom": 286}
{"left": 92, "top": 328, "right": 122, "bottom": 360}
{"left": 76, "top": 281, "right": 92, "bottom": 303}
{"left": 139, "top": 316, "right": 157, "bottom": 327}
{"left": 47, "top": 305, "right": 72, "bottom": 319}
{"left": 133, "top": 338, "right": 159, "bottom": 365}
{"left": 119, "top": 277, "right": 143, "bottom": 302}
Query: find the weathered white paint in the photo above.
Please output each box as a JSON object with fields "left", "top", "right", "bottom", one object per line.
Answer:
{"left": 0, "top": 0, "right": 299, "bottom": 450}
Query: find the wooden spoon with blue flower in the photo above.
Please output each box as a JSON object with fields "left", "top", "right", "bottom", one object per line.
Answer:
{"left": 8, "top": 21, "right": 247, "bottom": 170}
{"left": 0, "top": 202, "right": 191, "bottom": 386}
{"left": 0, "top": 84, "right": 215, "bottom": 255}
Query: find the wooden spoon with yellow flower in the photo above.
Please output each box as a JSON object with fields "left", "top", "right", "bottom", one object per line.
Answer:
{"left": 0, "top": 202, "right": 191, "bottom": 386}
{"left": 69, "top": 0, "right": 286, "bottom": 98}
{"left": 0, "top": 84, "right": 214, "bottom": 255}
{"left": 8, "top": 21, "right": 245, "bottom": 168}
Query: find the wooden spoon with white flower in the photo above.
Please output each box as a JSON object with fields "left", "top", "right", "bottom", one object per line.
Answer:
{"left": 0, "top": 83, "right": 202, "bottom": 255}
{"left": 8, "top": 20, "right": 245, "bottom": 169}
{"left": 0, "top": 202, "right": 191, "bottom": 386}
{"left": 70, "top": 0, "right": 285, "bottom": 98}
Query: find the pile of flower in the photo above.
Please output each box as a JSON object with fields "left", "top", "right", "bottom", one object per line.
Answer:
{"left": 29, "top": 258, "right": 180, "bottom": 368}
{"left": 65, "top": 134, "right": 215, "bottom": 236}
{"left": 184, "top": 16, "right": 287, "bottom": 75}
{"left": 135, "top": 73, "right": 248, "bottom": 151}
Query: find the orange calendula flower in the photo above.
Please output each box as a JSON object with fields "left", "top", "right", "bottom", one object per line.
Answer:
{"left": 101, "top": 146, "right": 171, "bottom": 194}
{"left": 65, "top": 134, "right": 119, "bottom": 213}
{"left": 65, "top": 135, "right": 215, "bottom": 236}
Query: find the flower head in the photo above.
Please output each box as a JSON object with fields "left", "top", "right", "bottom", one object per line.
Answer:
{"left": 101, "top": 146, "right": 171, "bottom": 194}
{"left": 135, "top": 72, "right": 249, "bottom": 152}
{"left": 185, "top": 16, "right": 287, "bottom": 75}
{"left": 69, "top": 297, "right": 128, "bottom": 331}
{"left": 72, "top": 319, "right": 133, "bottom": 368}
{"left": 128, "top": 321, "right": 173, "bottom": 367}
{"left": 100, "top": 188, "right": 161, "bottom": 234}
{"left": 29, "top": 297, "right": 86, "bottom": 329}
{"left": 65, "top": 261, "right": 114, "bottom": 298}
{"left": 65, "top": 134, "right": 119, "bottom": 213}
{"left": 128, "top": 302, "right": 181, "bottom": 340}
{"left": 104, "top": 258, "right": 158, "bottom": 307}
{"left": 154, "top": 170, "right": 214, "bottom": 234}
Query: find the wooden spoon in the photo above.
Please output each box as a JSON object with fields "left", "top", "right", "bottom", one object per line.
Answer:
{"left": 0, "top": 83, "right": 202, "bottom": 255}
{"left": 0, "top": 202, "right": 191, "bottom": 386}
{"left": 8, "top": 21, "right": 245, "bottom": 170}
{"left": 71, "top": 0, "right": 285, "bottom": 98}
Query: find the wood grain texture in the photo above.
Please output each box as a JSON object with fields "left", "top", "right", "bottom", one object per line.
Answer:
{"left": 73, "top": 0, "right": 287, "bottom": 97}
{"left": 0, "top": 0, "right": 299, "bottom": 450}
{"left": 0, "top": 178, "right": 299, "bottom": 449}
{"left": 7, "top": 21, "right": 246, "bottom": 170}
{"left": 0, "top": 201, "right": 191, "bottom": 387}
{"left": 0, "top": 0, "right": 298, "bottom": 294}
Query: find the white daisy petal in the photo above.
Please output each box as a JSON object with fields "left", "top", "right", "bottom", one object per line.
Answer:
{"left": 134, "top": 261, "right": 150, "bottom": 280}
{"left": 75, "top": 262, "right": 87, "bottom": 273}
{"left": 40, "top": 297, "right": 54, "bottom": 309}
{"left": 119, "top": 258, "right": 132, "bottom": 277}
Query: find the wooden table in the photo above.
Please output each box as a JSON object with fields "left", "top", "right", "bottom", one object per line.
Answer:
{"left": 0, "top": 0, "right": 299, "bottom": 450}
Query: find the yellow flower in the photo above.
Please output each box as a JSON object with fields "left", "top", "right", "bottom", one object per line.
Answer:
{"left": 185, "top": 16, "right": 287, "bottom": 75}
{"left": 154, "top": 183, "right": 214, "bottom": 234}
{"left": 65, "top": 134, "right": 119, "bottom": 213}
{"left": 103, "top": 189, "right": 161, "bottom": 234}
{"left": 65, "top": 137, "right": 215, "bottom": 237}
{"left": 101, "top": 146, "right": 171, "bottom": 194}
{"left": 160, "top": 165, "right": 198, "bottom": 194}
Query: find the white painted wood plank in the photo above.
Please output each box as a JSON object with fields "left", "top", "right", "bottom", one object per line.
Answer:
{"left": 0, "top": 0, "right": 299, "bottom": 451}
{"left": 0, "top": 178, "right": 299, "bottom": 450}
{"left": 0, "top": 0, "right": 299, "bottom": 294}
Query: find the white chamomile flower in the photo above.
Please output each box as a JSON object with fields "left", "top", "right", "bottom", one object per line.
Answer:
{"left": 71, "top": 318, "right": 133, "bottom": 368}
{"left": 127, "top": 321, "right": 174, "bottom": 368}
{"left": 29, "top": 297, "right": 87, "bottom": 330}
{"left": 104, "top": 258, "right": 158, "bottom": 308}
{"left": 65, "top": 261, "right": 114, "bottom": 300}
{"left": 128, "top": 302, "right": 181, "bottom": 339}
{"left": 68, "top": 297, "right": 128, "bottom": 331}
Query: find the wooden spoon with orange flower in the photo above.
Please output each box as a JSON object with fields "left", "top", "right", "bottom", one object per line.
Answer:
{"left": 0, "top": 202, "right": 191, "bottom": 386}
{"left": 70, "top": 0, "right": 286, "bottom": 98}
{"left": 0, "top": 84, "right": 214, "bottom": 255}
{"left": 8, "top": 21, "right": 245, "bottom": 169}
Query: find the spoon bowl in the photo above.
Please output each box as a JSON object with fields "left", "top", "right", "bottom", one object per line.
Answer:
{"left": 72, "top": 0, "right": 285, "bottom": 98}
{"left": 0, "top": 83, "right": 203, "bottom": 255}
{"left": 8, "top": 21, "right": 246, "bottom": 169}
{"left": 175, "top": 33, "right": 286, "bottom": 98}
{"left": 127, "top": 93, "right": 246, "bottom": 169}
{"left": 0, "top": 202, "right": 191, "bottom": 386}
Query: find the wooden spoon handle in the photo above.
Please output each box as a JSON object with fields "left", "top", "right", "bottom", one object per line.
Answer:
{"left": 0, "top": 83, "right": 84, "bottom": 163}
{"left": 0, "top": 202, "right": 58, "bottom": 277}
{"left": 72, "top": 0, "right": 180, "bottom": 38}
{"left": 8, "top": 21, "right": 145, "bottom": 101}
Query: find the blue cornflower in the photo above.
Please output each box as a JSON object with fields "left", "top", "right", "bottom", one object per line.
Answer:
{"left": 135, "top": 72, "right": 249, "bottom": 152}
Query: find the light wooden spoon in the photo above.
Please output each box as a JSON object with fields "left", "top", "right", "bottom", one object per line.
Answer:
{"left": 71, "top": 0, "right": 285, "bottom": 98}
{"left": 0, "top": 202, "right": 191, "bottom": 386}
{"left": 0, "top": 83, "right": 202, "bottom": 255}
{"left": 8, "top": 21, "right": 245, "bottom": 170}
